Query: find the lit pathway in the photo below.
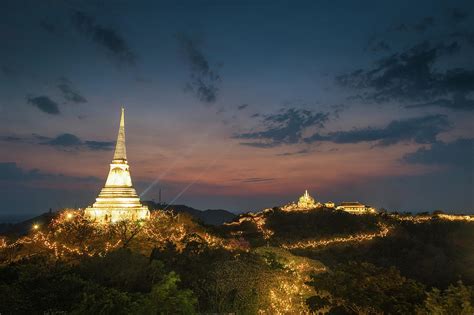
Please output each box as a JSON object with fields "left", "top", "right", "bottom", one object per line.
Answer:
{"left": 281, "top": 223, "right": 392, "bottom": 250}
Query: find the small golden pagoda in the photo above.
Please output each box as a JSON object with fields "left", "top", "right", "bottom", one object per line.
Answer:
{"left": 282, "top": 190, "right": 321, "bottom": 211}
{"left": 84, "top": 108, "right": 150, "bottom": 223}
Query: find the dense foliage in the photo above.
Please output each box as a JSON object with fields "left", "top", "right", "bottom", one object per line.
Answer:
{"left": 306, "top": 261, "right": 426, "bottom": 314}
{"left": 266, "top": 208, "right": 380, "bottom": 242}
{"left": 416, "top": 281, "right": 474, "bottom": 314}
{"left": 0, "top": 208, "right": 473, "bottom": 314}
{"left": 0, "top": 249, "right": 196, "bottom": 314}
{"left": 215, "top": 208, "right": 381, "bottom": 247}
{"left": 295, "top": 219, "right": 474, "bottom": 288}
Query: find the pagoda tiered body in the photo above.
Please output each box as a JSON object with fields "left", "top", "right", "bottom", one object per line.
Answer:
{"left": 84, "top": 108, "right": 150, "bottom": 223}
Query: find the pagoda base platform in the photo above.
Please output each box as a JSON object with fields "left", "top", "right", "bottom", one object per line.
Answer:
{"left": 84, "top": 206, "right": 150, "bottom": 223}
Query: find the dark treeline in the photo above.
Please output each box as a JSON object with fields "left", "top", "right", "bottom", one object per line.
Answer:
{"left": 294, "top": 219, "right": 474, "bottom": 288}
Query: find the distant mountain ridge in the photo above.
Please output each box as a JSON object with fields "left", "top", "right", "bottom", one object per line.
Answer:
{"left": 143, "top": 202, "right": 236, "bottom": 225}
{"left": 0, "top": 212, "right": 56, "bottom": 236}
{"left": 0, "top": 204, "right": 236, "bottom": 236}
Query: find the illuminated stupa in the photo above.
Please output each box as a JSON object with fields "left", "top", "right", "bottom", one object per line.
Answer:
{"left": 282, "top": 190, "right": 321, "bottom": 211}
{"left": 84, "top": 108, "right": 150, "bottom": 223}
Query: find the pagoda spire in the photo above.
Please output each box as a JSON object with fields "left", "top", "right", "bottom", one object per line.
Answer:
{"left": 85, "top": 106, "right": 150, "bottom": 223}
{"left": 113, "top": 107, "right": 127, "bottom": 162}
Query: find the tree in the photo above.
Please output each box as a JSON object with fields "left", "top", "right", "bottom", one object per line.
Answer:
{"left": 137, "top": 272, "right": 196, "bottom": 314}
{"left": 71, "top": 283, "right": 139, "bottom": 315}
{"left": 0, "top": 249, "right": 197, "bottom": 314}
{"left": 416, "top": 281, "right": 474, "bottom": 315}
{"left": 306, "top": 261, "right": 426, "bottom": 314}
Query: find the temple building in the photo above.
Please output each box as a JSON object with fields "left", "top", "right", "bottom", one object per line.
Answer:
{"left": 282, "top": 190, "right": 321, "bottom": 211}
{"left": 336, "top": 202, "right": 376, "bottom": 214}
{"left": 84, "top": 108, "right": 150, "bottom": 223}
{"left": 324, "top": 201, "right": 335, "bottom": 208}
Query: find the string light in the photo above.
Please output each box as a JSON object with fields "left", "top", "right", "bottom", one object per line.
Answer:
{"left": 224, "top": 210, "right": 274, "bottom": 239}
{"left": 1, "top": 207, "right": 472, "bottom": 314}
{"left": 389, "top": 213, "right": 474, "bottom": 223}
{"left": 282, "top": 223, "right": 391, "bottom": 250}
{"left": 0, "top": 209, "right": 246, "bottom": 262}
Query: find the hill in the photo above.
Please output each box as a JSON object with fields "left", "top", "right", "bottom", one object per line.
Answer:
{"left": 1, "top": 206, "right": 473, "bottom": 314}
{"left": 0, "top": 212, "right": 56, "bottom": 236}
{"left": 143, "top": 202, "right": 236, "bottom": 225}
{"left": 0, "top": 203, "right": 236, "bottom": 237}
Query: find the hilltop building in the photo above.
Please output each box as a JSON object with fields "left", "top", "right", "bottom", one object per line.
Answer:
{"left": 336, "top": 202, "right": 376, "bottom": 214}
{"left": 281, "top": 191, "right": 376, "bottom": 215}
{"left": 282, "top": 190, "right": 321, "bottom": 211}
{"left": 324, "top": 201, "right": 335, "bottom": 208}
{"left": 84, "top": 108, "right": 150, "bottom": 223}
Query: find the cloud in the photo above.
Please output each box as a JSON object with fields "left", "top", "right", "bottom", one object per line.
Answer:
{"left": 406, "top": 92, "right": 474, "bottom": 110}
{"left": 40, "top": 20, "right": 57, "bottom": 34}
{"left": 1, "top": 136, "right": 22, "bottom": 143}
{"left": 234, "top": 108, "right": 329, "bottom": 148}
{"left": 237, "top": 104, "right": 249, "bottom": 110}
{"left": 389, "top": 23, "right": 408, "bottom": 32}
{"left": 0, "top": 162, "right": 100, "bottom": 183}
{"left": 177, "top": 33, "right": 221, "bottom": 103}
{"left": 44, "top": 133, "right": 114, "bottom": 151}
{"left": 240, "top": 177, "right": 276, "bottom": 183}
{"left": 331, "top": 104, "right": 348, "bottom": 118}
{"left": 276, "top": 149, "right": 311, "bottom": 156}
{"left": 32, "top": 134, "right": 50, "bottom": 141}
{"left": 413, "top": 17, "right": 435, "bottom": 32}
{"left": 1, "top": 65, "right": 16, "bottom": 77}
{"left": 450, "top": 31, "right": 474, "bottom": 47}
{"left": 70, "top": 10, "right": 136, "bottom": 65}
{"left": 46, "top": 133, "right": 82, "bottom": 146}
{"left": 83, "top": 140, "right": 115, "bottom": 151}
{"left": 0, "top": 162, "right": 42, "bottom": 181}
{"left": 448, "top": 8, "right": 469, "bottom": 24}
{"left": 402, "top": 138, "right": 473, "bottom": 168}
{"left": 27, "top": 95, "right": 60, "bottom": 114}
{"left": 238, "top": 142, "right": 278, "bottom": 148}
{"left": 388, "top": 16, "right": 435, "bottom": 33}
{"left": 337, "top": 41, "right": 474, "bottom": 110}
{"left": 305, "top": 114, "right": 450, "bottom": 146}
{"left": 57, "top": 77, "right": 87, "bottom": 104}
{"left": 1, "top": 133, "right": 114, "bottom": 151}
{"left": 369, "top": 40, "right": 391, "bottom": 52}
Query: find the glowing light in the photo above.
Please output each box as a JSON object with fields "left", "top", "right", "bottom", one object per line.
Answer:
{"left": 3, "top": 204, "right": 471, "bottom": 279}
{"left": 390, "top": 213, "right": 474, "bottom": 223}
{"left": 256, "top": 247, "right": 326, "bottom": 314}
{"left": 280, "top": 191, "right": 377, "bottom": 214}
{"left": 281, "top": 190, "right": 321, "bottom": 211}
{"left": 436, "top": 214, "right": 474, "bottom": 221}
{"left": 336, "top": 201, "right": 377, "bottom": 214}
{"left": 282, "top": 223, "right": 392, "bottom": 249}
{"left": 84, "top": 108, "right": 150, "bottom": 223}
{"left": 162, "top": 141, "right": 236, "bottom": 211}
{"left": 224, "top": 210, "right": 274, "bottom": 239}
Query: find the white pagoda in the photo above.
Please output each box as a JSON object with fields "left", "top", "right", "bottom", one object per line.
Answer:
{"left": 84, "top": 108, "right": 150, "bottom": 223}
{"left": 281, "top": 190, "right": 321, "bottom": 211}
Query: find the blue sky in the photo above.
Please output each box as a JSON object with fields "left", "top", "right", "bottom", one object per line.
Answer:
{"left": 0, "top": 0, "right": 473, "bottom": 214}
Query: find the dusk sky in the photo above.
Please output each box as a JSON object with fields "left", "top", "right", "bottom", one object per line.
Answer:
{"left": 1, "top": 0, "right": 473, "bottom": 215}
